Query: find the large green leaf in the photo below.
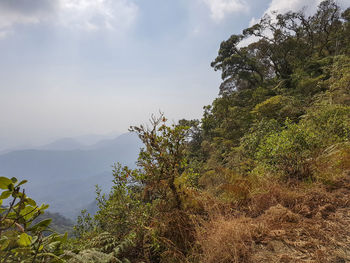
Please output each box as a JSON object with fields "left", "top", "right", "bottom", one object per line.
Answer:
{"left": 19, "top": 206, "right": 37, "bottom": 221}
{"left": 39, "top": 204, "right": 50, "bottom": 210}
{"left": 26, "top": 198, "right": 36, "bottom": 207}
{"left": 0, "top": 190, "right": 11, "bottom": 200}
{"left": 29, "top": 219, "right": 52, "bottom": 232}
{"left": 17, "top": 180, "right": 27, "bottom": 187}
{"left": 10, "top": 177, "right": 18, "bottom": 184}
{"left": 18, "top": 233, "right": 32, "bottom": 247}
{"left": 0, "top": 177, "right": 12, "bottom": 190}
{"left": 0, "top": 236, "right": 10, "bottom": 250}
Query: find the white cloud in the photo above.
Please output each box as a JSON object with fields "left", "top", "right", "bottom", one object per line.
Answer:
{"left": 249, "top": 16, "right": 259, "bottom": 26}
{"left": 202, "top": 0, "right": 249, "bottom": 22}
{"left": 265, "top": 0, "right": 320, "bottom": 16}
{"left": 0, "top": 0, "right": 138, "bottom": 37}
{"left": 265, "top": 0, "right": 349, "bottom": 17}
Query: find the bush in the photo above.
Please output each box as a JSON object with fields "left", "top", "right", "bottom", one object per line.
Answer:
{"left": 255, "top": 119, "right": 318, "bottom": 179}
{"left": 0, "top": 176, "right": 67, "bottom": 262}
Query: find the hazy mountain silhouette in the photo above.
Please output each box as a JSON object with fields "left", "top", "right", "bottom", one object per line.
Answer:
{"left": 39, "top": 138, "right": 84, "bottom": 151}
{"left": 0, "top": 132, "right": 141, "bottom": 219}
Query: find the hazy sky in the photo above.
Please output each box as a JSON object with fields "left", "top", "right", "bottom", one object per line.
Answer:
{"left": 0, "top": 0, "right": 348, "bottom": 149}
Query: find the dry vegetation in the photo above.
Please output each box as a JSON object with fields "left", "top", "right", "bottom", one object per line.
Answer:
{"left": 191, "top": 149, "right": 350, "bottom": 263}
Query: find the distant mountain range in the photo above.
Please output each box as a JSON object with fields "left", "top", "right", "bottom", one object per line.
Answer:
{"left": 0, "top": 131, "right": 121, "bottom": 153}
{"left": 39, "top": 137, "right": 85, "bottom": 151}
{"left": 0, "top": 133, "right": 141, "bottom": 219}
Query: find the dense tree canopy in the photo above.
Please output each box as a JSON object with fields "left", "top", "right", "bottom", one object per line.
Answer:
{"left": 198, "top": 0, "right": 350, "bottom": 172}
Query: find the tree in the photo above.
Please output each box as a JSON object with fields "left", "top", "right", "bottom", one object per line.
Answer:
{"left": 129, "top": 114, "right": 190, "bottom": 210}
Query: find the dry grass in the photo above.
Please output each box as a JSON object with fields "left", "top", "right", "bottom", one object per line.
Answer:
{"left": 191, "top": 172, "right": 350, "bottom": 263}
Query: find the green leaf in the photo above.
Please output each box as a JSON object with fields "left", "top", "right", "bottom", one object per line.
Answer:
{"left": 27, "top": 198, "right": 36, "bottom": 207}
{"left": 0, "top": 177, "right": 12, "bottom": 189}
{"left": 20, "top": 206, "right": 36, "bottom": 221}
{"left": 0, "top": 238, "right": 10, "bottom": 250}
{"left": 10, "top": 177, "right": 18, "bottom": 184}
{"left": 30, "top": 219, "right": 52, "bottom": 232}
{"left": 36, "top": 252, "right": 64, "bottom": 262}
{"left": 38, "top": 244, "right": 44, "bottom": 252}
{"left": 39, "top": 204, "right": 49, "bottom": 210}
{"left": 17, "top": 180, "right": 27, "bottom": 187}
{"left": 18, "top": 233, "right": 32, "bottom": 247}
{"left": 48, "top": 241, "right": 61, "bottom": 250}
{"left": 0, "top": 190, "right": 11, "bottom": 199}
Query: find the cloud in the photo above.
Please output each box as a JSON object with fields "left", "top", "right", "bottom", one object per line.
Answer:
{"left": 0, "top": 0, "right": 138, "bottom": 37}
{"left": 265, "top": 0, "right": 349, "bottom": 17}
{"left": 202, "top": 0, "right": 249, "bottom": 22}
{"left": 0, "top": 0, "right": 56, "bottom": 37}
{"left": 59, "top": 0, "right": 139, "bottom": 32}
{"left": 265, "top": 0, "right": 320, "bottom": 15}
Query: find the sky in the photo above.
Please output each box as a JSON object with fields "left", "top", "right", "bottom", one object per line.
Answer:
{"left": 0, "top": 0, "right": 349, "bottom": 149}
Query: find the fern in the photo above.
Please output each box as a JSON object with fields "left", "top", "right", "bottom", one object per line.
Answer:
{"left": 112, "top": 232, "right": 136, "bottom": 258}
{"left": 67, "top": 232, "right": 136, "bottom": 263}
{"left": 91, "top": 232, "right": 120, "bottom": 253}
{"left": 66, "top": 249, "right": 116, "bottom": 263}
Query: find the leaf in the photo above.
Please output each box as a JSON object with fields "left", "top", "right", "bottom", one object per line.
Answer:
{"left": 38, "top": 244, "right": 44, "bottom": 252}
{"left": 0, "top": 239, "right": 10, "bottom": 250}
{"left": 17, "top": 180, "right": 27, "bottom": 187}
{"left": 20, "top": 206, "right": 36, "bottom": 221}
{"left": 30, "top": 219, "right": 52, "bottom": 232}
{"left": 0, "top": 177, "right": 12, "bottom": 189}
{"left": 18, "top": 233, "right": 32, "bottom": 247}
{"left": 10, "top": 177, "right": 18, "bottom": 184}
{"left": 36, "top": 252, "right": 64, "bottom": 262}
{"left": 39, "top": 204, "right": 49, "bottom": 210}
{"left": 27, "top": 198, "right": 36, "bottom": 207}
{"left": 0, "top": 190, "right": 11, "bottom": 199}
{"left": 48, "top": 241, "right": 61, "bottom": 250}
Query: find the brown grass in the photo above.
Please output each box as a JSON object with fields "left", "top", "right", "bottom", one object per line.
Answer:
{"left": 191, "top": 172, "right": 350, "bottom": 263}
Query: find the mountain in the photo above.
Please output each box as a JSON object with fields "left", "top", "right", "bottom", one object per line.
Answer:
{"left": 0, "top": 132, "right": 141, "bottom": 219}
{"left": 37, "top": 131, "right": 122, "bottom": 151}
{"left": 74, "top": 132, "right": 121, "bottom": 146}
{"left": 39, "top": 138, "right": 84, "bottom": 151}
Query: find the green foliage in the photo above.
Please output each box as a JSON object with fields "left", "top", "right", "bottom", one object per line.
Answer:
{"left": 74, "top": 209, "right": 95, "bottom": 238}
{"left": 255, "top": 119, "right": 318, "bottom": 179}
{"left": 0, "top": 176, "right": 67, "bottom": 262}
{"left": 252, "top": 102, "right": 350, "bottom": 180}
{"left": 67, "top": 232, "right": 135, "bottom": 263}
{"left": 93, "top": 164, "right": 150, "bottom": 240}
{"left": 129, "top": 114, "right": 191, "bottom": 210}
{"left": 251, "top": 95, "right": 302, "bottom": 122}
{"left": 200, "top": 0, "right": 350, "bottom": 171}
{"left": 66, "top": 249, "right": 117, "bottom": 263}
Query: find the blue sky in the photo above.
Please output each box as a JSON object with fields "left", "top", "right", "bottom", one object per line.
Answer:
{"left": 0, "top": 0, "right": 348, "bottom": 149}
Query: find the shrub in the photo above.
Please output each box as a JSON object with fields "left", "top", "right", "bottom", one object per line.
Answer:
{"left": 255, "top": 119, "right": 318, "bottom": 180}
{"left": 0, "top": 176, "right": 67, "bottom": 262}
